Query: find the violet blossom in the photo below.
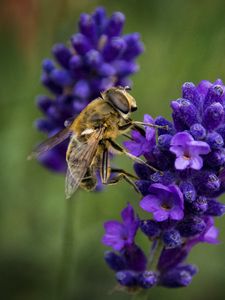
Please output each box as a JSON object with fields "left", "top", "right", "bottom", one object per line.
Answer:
{"left": 103, "top": 79, "right": 225, "bottom": 292}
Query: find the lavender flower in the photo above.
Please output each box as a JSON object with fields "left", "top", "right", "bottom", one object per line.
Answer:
{"left": 170, "top": 132, "right": 210, "bottom": 170}
{"left": 102, "top": 203, "right": 138, "bottom": 251}
{"left": 35, "top": 7, "right": 144, "bottom": 172}
{"left": 140, "top": 183, "right": 184, "bottom": 221}
{"left": 103, "top": 79, "right": 225, "bottom": 292}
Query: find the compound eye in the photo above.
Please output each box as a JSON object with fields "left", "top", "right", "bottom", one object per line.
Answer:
{"left": 107, "top": 90, "right": 130, "bottom": 114}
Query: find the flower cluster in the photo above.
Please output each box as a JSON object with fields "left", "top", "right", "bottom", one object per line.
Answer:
{"left": 102, "top": 79, "right": 225, "bottom": 291}
{"left": 35, "top": 7, "right": 144, "bottom": 172}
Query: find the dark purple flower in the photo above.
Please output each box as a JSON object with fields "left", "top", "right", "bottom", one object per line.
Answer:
{"left": 140, "top": 183, "right": 184, "bottom": 222}
{"left": 35, "top": 7, "right": 144, "bottom": 172}
{"left": 102, "top": 203, "right": 138, "bottom": 251}
{"left": 170, "top": 132, "right": 210, "bottom": 170}
{"left": 124, "top": 114, "right": 155, "bottom": 157}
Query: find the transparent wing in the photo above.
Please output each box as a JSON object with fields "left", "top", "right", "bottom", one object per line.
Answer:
{"left": 65, "top": 128, "right": 104, "bottom": 199}
{"left": 28, "top": 127, "right": 72, "bottom": 160}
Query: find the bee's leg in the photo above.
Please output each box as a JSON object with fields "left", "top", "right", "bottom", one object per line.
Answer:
{"left": 108, "top": 168, "right": 140, "bottom": 193}
{"left": 132, "top": 121, "right": 168, "bottom": 131}
{"left": 122, "top": 133, "right": 133, "bottom": 140}
{"left": 107, "top": 139, "right": 162, "bottom": 174}
{"left": 100, "top": 143, "right": 111, "bottom": 184}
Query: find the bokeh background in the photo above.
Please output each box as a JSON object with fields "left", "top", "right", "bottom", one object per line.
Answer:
{"left": 1, "top": 0, "right": 225, "bottom": 299}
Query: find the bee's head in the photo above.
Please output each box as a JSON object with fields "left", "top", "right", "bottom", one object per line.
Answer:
{"left": 104, "top": 86, "right": 137, "bottom": 115}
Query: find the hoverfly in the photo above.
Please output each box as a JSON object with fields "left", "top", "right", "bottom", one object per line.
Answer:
{"left": 29, "top": 86, "right": 164, "bottom": 199}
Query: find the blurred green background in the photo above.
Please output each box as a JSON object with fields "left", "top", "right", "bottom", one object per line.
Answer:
{"left": 1, "top": 0, "right": 225, "bottom": 299}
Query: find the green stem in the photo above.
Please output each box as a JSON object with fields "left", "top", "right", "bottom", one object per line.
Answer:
{"left": 56, "top": 196, "right": 77, "bottom": 300}
{"left": 149, "top": 239, "right": 164, "bottom": 271}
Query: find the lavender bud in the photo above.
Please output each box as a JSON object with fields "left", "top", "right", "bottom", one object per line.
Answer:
{"left": 79, "top": 13, "right": 96, "bottom": 42}
{"left": 136, "top": 180, "right": 151, "bottom": 196}
{"left": 52, "top": 44, "right": 72, "bottom": 69}
{"left": 105, "top": 12, "right": 125, "bottom": 37}
{"left": 177, "top": 215, "right": 206, "bottom": 237}
{"left": 102, "top": 37, "right": 126, "bottom": 61}
{"left": 206, "top": 149, "right": 225, "bottom": 168}
{"left": 36, "top": 96, "right": 52, "bottom": 113}
{"left": 123, "top": 33, "right": 144, "bottom": 60}
{"left": 35, "top": 119, "right": 54, "bottom": 133}
{"left": 189, "top": 196, "right": 208, "bottom": 215}
{"left": 71, "top": 33, "right": 92, "bottom": 55}
{"left": 50, "top": 69, "right": 72, "bottom": 86}
{"left": 204, "top": 84, "right": 225, "bottom": 108}
{"left": 92, "top": 7, "right": 106, "bottom": 29}
{"left": 158, "top": 134, "right": 173, "bottom": 150}
{"left": 138, "top": 271, "right": 158, "bottom": 289}
{"left": 182, "top": 82, "right": 201, "bottom": 108}
{"left": 140, "top": 220, "right": 161, "bottom": 239}
{"left": 179, "top": 181, "right": 196, "bottom": 203}
{"left": 203, "top": 102, "right": 224, "bottom": 130}
{"left": 190, "top": 123, "right": 206, "bottom": 140}
{"left": 206, "top": 132, "right": 224, "bottom": 149}
{"left": 194, "top": 172, "right": 220, "bottom": 195}
{"left": 206, "top": 199, "right": 225, "bottom": 216}
{"left": 116, "top": 270, "right": 137, "bottom": 287}
{"left": 104, "top": 251, "right": 126, "bottom": 271}
{"left": 85, "top": 49, "right": 102, "bottom": 68}
{"left": 160, "top": 265, "right": 198, "bottom": 288}
{"left": 121, "top": 245, "right": 147, "bottom": 272}
{"left": 73, "top": 80, "right": 90, "bottom": 99}
{"left": 113, "top": 60, "right": 139, "bottom": 77}
{"left": 155, "top": 116, "right": 175, "bottom": 135}
{"left": 42, "top": 59, "right": 55, "bottom": 73}
{"left": 98, "top": 63, "right": 116, "bottom": 76}
{"left": 162, "top": 229, "right": 182, "bottom": 249}
{"left": 41, "top": 73, "right": 62, "bottom": 95}
{"left": 171, "top": 98, "right": 199, "bottom": 130}
{"left": 134, "top": 163, "right": 152, "bottom": 180}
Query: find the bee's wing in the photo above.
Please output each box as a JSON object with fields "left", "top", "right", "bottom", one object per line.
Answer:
{"left": 28, "top": 127, "right": 72, "bottom": 160}
{"left": 65, "top": 128, "right": 104, "bottom": 199}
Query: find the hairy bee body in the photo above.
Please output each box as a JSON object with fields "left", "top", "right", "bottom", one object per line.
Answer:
{"left": 69, "top": 98, "right": 127, "bottom": 142}
{"left": 29, "top": 86, "right": 151, "bottom": 199}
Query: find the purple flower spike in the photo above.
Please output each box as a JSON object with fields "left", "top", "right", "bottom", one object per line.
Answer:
{"left": 140, "top": 183, "right": 184, "bottom": 222}
{"left": 35, "top": 7, "right": 144, "bottom": 173}
{"left": 170, "top": 131, "right": 210, "bottom": 170}
{"left": 102, "top": 203, "right": 138, "bottom": 251}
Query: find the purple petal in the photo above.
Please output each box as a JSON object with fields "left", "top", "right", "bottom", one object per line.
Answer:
{"left": 140, "top": 195, "right": 162, "bottom": 213}
{"left": 203, "top": 225, "right": 219, "bottom": 244}
{"left": 144, "top": 114, "right": 155, "bottom": 141}
{"left": 175, "top": 157, "right": 190, "bottom": 170}
{"left": 153, "top": 210, "right": 169, "bottom": 222}
{"left": 169, "top": 207, "right": 184, "bottom": 220}
{"left": 170, "top": 145, "right": 184, "bottom": 157}
{"left": 189, "top": 156, "right": 203, "bottom": 170}
{"left": 188, "top": 141, "right": 211, "bottom": 155}
{"left": 104, "top": 221, "right": 124, "bottom": 235}
{"left": 121, "top": 203, "right": 135, "bottom": 225}
{"left": 171, "top": 132, "right": 194, "bottom": 146}
{"left": 123, "top": 140, "right": 143, "bottom": 156}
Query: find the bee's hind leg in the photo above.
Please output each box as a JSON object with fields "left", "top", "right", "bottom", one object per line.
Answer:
{"left": 108, "top": 168, "right": 140, "bottom": 193}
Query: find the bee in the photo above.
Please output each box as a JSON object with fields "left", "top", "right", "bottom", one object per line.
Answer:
{"left": 29, "top": 86, "right": 163, "bottom": 199}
